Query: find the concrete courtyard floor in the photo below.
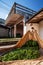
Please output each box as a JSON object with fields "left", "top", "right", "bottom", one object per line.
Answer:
{"left": 0, "top": 56, "right": 43, "bottom": 65}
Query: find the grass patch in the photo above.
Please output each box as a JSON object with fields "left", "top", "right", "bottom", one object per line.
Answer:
{"left": 0, "top": 40, "right": 40, "bottom": 61}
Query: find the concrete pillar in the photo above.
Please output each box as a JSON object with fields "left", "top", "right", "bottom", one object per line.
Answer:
{"left": 9, "top": 27, "right": 12, "bottom": 38}
{"left": 8, "top": 29, "right": 10, "bottom": 38}
{"left": 14, "top": 25, "right": 16, "bottom": 37}
{"left": 23, "top": 18, "right": 26, "bottom": 35}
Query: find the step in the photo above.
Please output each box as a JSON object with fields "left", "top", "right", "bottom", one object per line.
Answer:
{"left": 0, "top": 41, "right": 17, "bottom": 46}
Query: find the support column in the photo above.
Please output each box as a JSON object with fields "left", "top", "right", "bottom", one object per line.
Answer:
{"left": 9, "top": 27, "right": 12, "bottom": 38}
{"left": 8, "top": 29, "right": 10, "bottom": 38}
{"left": 14, "top": 25, "right": 16, "bottom": 37}
{"left": 23, "top": 18, "right": 26, "bottom": 35}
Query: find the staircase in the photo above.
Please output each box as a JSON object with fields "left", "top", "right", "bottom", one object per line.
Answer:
{"left": 0, "top": 30, "right": 43, "bottom": 55}
{"left": 0, "top": 31, "right": 33, "bottom": 52}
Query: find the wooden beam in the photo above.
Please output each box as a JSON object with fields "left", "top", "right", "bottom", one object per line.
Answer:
{"left": 6, "top": 15, "right": 24, "bottom": 26}
{"left": 14, "top": 16, "right": 24, "bottom": 25}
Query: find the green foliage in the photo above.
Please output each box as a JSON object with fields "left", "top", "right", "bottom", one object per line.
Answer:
{"left": 23, "top": 40, "right": 39, "bottom": 48}
{"left": 0, "top": 40, "right": 40, "bottom": 61}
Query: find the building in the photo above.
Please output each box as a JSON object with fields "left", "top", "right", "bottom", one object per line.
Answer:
{"left": 26, "top": 8, "right": 43, "bottom": 40}
{"left": 5, "top": 2, "right": 36, "bottom": 38}
{"left": 0, "top": 24, "right": 10, "bottom": 38}
{"left": 0, "top": 18, "right": 10, "bottom": 38}
{"left": 5, "top": 3, "right": 43, "bottom": 39}
{"left": 0, "top": 18, "right": 5, "bottom": 24}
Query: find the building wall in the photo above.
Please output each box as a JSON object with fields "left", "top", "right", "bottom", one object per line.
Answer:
{"left": 26, "top": 20, "right": 43, "bottom": 40}
{"left": 0, "top": 27, "right": 9, "bottom": 38}
{"left": 26, "top": 23, "right": 39, "bottom": 34}
{"left": 39, "top": 20, "right": 43, "bottom": 39}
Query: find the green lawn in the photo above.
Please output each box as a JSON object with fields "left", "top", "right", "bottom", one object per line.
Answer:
{"left": 0, "top": 38, "right": 21, "bottom": 42}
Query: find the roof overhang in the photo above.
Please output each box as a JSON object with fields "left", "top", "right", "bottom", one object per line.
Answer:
{"left": 5, "top": 14, "right": 24, "bottom": 26}
{"left": 26, "top": 8, "right": 43, "bottom": 23}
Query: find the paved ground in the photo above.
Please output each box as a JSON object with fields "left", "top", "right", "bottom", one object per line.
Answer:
{"left": 0, "top": 57, "right": 43, "bottom": 65}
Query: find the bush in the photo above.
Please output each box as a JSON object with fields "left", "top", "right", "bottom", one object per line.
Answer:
{"left": 22, "top": 40, "right": 39, "bottom": 48}
{"left": 1, "top": 40, "right": 40, "bottom": 61}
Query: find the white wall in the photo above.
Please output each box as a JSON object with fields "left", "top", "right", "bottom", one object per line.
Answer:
{"left": 26, "top": 23, "right": 39, "bottom": 34}
{"left": 26, "top": 20, "right": 43, "bottom": 40}
{"left": 39, "top": 20, "right": 43, "bottom": 39}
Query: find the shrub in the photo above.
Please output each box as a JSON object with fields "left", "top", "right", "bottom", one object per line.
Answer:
{"left": 23, "top": 40, "right": 39, "bottom": 47}
{"left": 22, "top": 40, "right": 39, "bottom": 50}
{"left": 1, "top": 40, "right": 40, "bottom": 61}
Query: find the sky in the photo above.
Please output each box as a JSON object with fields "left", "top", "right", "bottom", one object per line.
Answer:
{"left": 0, "top": 0, "right": 43, "bottom": 20}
